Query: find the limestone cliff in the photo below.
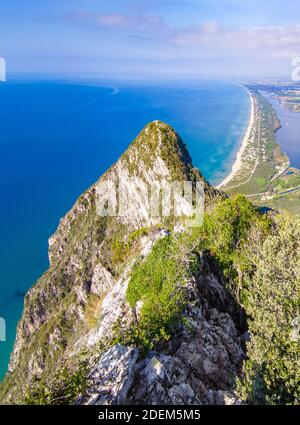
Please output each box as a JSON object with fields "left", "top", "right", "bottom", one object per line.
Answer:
{"left": 0, "top": 121, "right": 246, "bottom": 405}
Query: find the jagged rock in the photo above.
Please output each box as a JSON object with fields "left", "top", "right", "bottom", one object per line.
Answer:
{"left": 140, "top": 229, "right": 170, "bottom": 257}
{"left": 126, "top": 309, "right": 243, "bottom": 404}
{"left": 80, "top": 272, "right": 244, "bottom": 406}
{"left": 87, "top": 275, "right": 131, "bottom": 346}
{"left": 82, "top": 344, "right": 139, "bottom": 405}
{"left": 1, "top": 121, "right": 223, "bottom": 405}
{"left": 87, "top": 228, "right": 170, "bottom": 346}
{"left": 90, "top": 264, "right": 115, "bottom": 297}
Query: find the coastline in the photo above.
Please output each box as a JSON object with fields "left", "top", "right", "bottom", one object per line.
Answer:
{"left": 216, "top": 85, "right": 255, "bottom": 189}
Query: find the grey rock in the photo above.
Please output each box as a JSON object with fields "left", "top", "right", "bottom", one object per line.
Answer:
{"left": 83, "top": 344, "right": 139, "bottom": 405}
{"left": 2, "top": 121, "right": 226, "bottom": 405}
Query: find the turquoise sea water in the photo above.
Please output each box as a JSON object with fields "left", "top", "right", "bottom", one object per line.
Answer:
{"left": 0, "top": 79, "right": 250, "bottom": 379}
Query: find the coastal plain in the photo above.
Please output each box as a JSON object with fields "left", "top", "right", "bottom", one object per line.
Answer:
{"left": 219, "top": 83, "right": 300, "bottom": 216}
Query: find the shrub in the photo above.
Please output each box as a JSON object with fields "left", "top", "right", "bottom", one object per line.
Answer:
{"left": 238, "top": 214, "right": 300, "bottom": 404}
{"left": 84, "top": 293, "right": 104, "bottom": 329}
{"left": 23, "top": 361, "right": 88, "bottom": 405}
{"left": 122, "top": 195, "right": 269, "bottom": 350}
{"left": 201, "top": 194, "right": 271, "bottom": 299}
{"left": 123, "top": 234, "right": 197, "bottom": 350}
{"left": 111, "top": 227, "right": 149, "bottom": 267}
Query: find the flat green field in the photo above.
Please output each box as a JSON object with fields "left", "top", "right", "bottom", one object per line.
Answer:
{"left": 222, "top": 87, "right": 300, "bottom": 216}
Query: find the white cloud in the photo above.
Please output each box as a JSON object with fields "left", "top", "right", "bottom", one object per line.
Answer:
{"left": 67, "top": 12, "right": 169, "bottom": 37}
{"left": 171, "top": 24, "right": 300, "bottom": 60}
{"left": 65, "top": 12, "right": 300, "bottom": 77}
{"left": 67, "top": 12, "right": 300, "bottom": 57}
{"left": 201, "top": 21, "right": 219, "bottom": 34}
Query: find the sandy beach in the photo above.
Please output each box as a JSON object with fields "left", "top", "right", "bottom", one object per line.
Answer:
{"left": 217, "top": 86, "right": 255, "bottom": 189}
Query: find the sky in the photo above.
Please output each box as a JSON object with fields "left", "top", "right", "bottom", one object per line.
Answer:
{"left": 0, "top": 0, "right": 300, "bottom": 80}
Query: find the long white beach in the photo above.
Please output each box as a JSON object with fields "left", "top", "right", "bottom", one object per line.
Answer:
{"left": 216, "top": 85, "right": 255, "bottom": 189}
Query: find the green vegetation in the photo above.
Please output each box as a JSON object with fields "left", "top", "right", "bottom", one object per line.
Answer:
{"left": 275, "top": 173, "right": 300, "bottom": 191}
{"left": 197, "top": 197, "right": 299, "bottom": 404}
{"left": 122, "top": 120, "right": 201, "bottom": 182}
{"left": 224, "top": 90, "right": 289, "bottom": 196}
{"left": 122, "top": 122, "right": 159, "bottom": 175}
{"left": 159, "top": 124, "right": 196, "bottom": 181}
{"left": 238, "top": 215, "right": 300, "bottom": 404}
{"left": 201, "top": 195, "right": 270, "bottom": 283}
{"left": 2, "top": 183, "right": 298, "bottom": 406}
{"left": 114, "top": 195, "right": 299, "bottom": 405}
{"left": 115, "top": 234, "right": 193, "bottom": 350}
{"left": 115, "top": 195, "right": 269, "bottom": 349}
{"left": 111, "top": 227, "right": 149, "bottom": 267}
{"left": 1, "top": 112, "right": 299, "bottom": 405}
{"left": 274, "top": 90, "right": 300, "bottom": 113}
{"left": 223, "top": 88, "right": 300, "bottom": 217}
{"left": 252, "top": 189, "right": 300, "bottom": 218}
{"left": 15, "top": 338, "right": 112, "bottom": 406}
{"left": 255, "top": 177, "right": 266, "bottom": 187}
{"left": 84, "top": 293, "right": 104, "bottom": 329}
{"left": 23, "top": 361, "right": 88, "bottom": 405}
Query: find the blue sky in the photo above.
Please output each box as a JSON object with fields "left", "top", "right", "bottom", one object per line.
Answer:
{"left": 0, "top": 0, "right": 299, "bottom": 79}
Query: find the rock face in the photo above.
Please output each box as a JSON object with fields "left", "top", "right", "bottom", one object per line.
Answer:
{"left": 85, "top": 229, "right": 170, "bottom": 347}
{"left": 0, "top": 120, "right": 242, "bottom": 405}
{"left": 83, "top": 345, "right": 139, "bottom": 405}
{"left": 82, "top": 268, "right": 244, "bottom": 406}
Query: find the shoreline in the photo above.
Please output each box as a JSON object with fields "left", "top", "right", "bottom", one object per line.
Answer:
{"left": 216, "top": 85, "right": 255, "bottom": 189}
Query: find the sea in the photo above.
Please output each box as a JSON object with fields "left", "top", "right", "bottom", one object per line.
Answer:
{"left": 0, "top": 78, "right": 251, "bottom": 379}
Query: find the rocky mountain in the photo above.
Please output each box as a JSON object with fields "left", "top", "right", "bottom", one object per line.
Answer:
{"left": 1, "top": 120, "right": 298, "bottom": 405}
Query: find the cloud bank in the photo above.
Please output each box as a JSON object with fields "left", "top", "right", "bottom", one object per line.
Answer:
{"left": 65, "top": 11, "right": 300, "bottom": 78}
{"left": 68, "top": 12, "right": 299, "bottom": 53}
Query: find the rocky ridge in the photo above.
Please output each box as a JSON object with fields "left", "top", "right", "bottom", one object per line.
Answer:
{"left": 0, "top": 121, "right": 245, "bottom": 405}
